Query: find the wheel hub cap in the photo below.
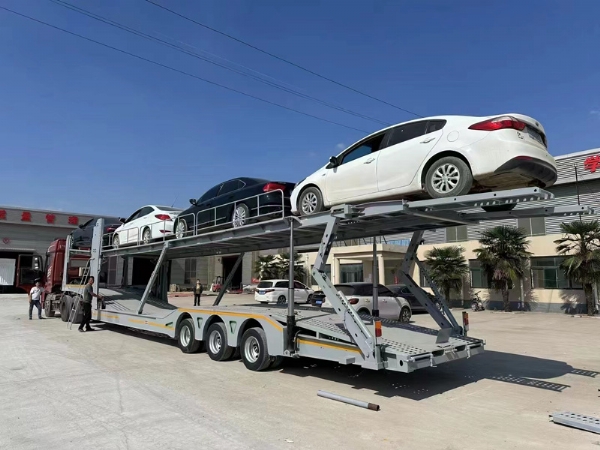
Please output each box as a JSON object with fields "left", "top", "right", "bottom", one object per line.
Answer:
{"left": 432, "top": 164, "right": 460, "bottom": 194}
{"left": 181, "top": 327, "right": 191, "bottom": 346}
{"left": 244, "top": 336, "right": 260, "bottom": 363}
{"left": 302, "top": 193, "right": 317, "bottom": 214}
{"left": 233, "top": 207, "right": 246, "bottom": 227}
{"left": 209, "top": 330, "right": 222, "bottom": 354}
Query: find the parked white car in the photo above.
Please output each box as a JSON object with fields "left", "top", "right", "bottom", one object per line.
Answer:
{"left": 321, "top": 283, "right": 412, "bottom": 322}
{"left": 254, "top": 279, "right": 314, "bottom": 304}
{"left": 112, "top": 205, "right": 182, "bottom": 247}
{"left": 291, "top": 114, "right": 557, "bottom": 215}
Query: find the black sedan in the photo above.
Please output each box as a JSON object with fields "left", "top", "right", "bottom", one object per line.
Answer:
{"left": 174, "top": 177, "right": 296, "bottom": 238}
{"left": 388, "top": 284, "right": 443, "bottom": 313}
{"left": 71, "top": 216, "right": 121, "bottom": 248}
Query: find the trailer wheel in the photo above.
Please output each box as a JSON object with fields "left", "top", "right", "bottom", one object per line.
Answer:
{"left": 240, "top": 327, "right": 271, "bottom": 371}
{"left": 206, "top": 322, "right": 234, "bottom": 361}
{"left": 177, "top": 318, "right": 202, "bottom": 354}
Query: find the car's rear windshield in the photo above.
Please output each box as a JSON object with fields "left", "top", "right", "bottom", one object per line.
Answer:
{"left": 335, "top": 285, "right": 356, "bottom": 296}
{"left": 257, "top": 282, "right": 273, "bottom": 288}
{"left": 157, "top": 206, "right": 181, "bottom": 212}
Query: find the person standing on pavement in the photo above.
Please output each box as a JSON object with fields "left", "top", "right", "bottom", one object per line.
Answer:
{"left": 194, "top": 280, "right": 203, "bottom": 306}
{"left": 79, "top": 276, "right": 103, "bottom": 332}
{"left": 28, "top": 279, "right": 44, "bottom": 320}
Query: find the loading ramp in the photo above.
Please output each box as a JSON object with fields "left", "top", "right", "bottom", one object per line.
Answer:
{"left": 74, "top": 188, "right": 590, "bottom": 373}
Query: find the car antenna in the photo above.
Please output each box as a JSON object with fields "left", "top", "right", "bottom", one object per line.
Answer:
{"left": 171, "top": 196, "right": 178, "bottom": 208}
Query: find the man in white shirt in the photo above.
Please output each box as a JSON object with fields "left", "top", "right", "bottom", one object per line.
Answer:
{"left": 29, "top": 280, "right": 44, "bottom": 320}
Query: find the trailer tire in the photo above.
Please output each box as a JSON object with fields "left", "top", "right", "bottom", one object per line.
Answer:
{"left": 177, "top": 318, "right": 201, "bottom": 354}
{"left": 206, "top": 322, "right": 234, "bottom": 361}
{"left": 44, "top": 300, "right": 55, "bottom": 318}
{"left": 240, "top": 327, "right": 271, "bottom": 371}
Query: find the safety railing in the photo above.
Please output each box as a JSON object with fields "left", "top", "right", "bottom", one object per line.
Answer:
{"left": 175, "top": 189, "right": 288, "bottom": 239}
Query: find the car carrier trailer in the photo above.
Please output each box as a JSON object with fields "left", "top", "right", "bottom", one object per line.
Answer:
{"left": 62, "top": 188, "right": 591, "bottom": 373}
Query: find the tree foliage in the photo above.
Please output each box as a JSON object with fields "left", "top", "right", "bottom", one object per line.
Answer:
{"left": 475, "top": 226, "right": 531, "bottom": 311}
{"left": 424, "top": 246, "right": 469, "bottom": 302}
{"left": 555, "top": 220, "right": 600, "bottom": 315}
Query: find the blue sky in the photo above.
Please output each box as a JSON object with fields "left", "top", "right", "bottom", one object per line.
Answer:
{"left": 1, "top": 0, "right": 599, "bottom": 215}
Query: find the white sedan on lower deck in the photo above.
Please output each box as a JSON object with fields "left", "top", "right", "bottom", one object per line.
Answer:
{"left": 291, "top": 114, "right": 557, "bottom": 215}
{"left": 112, "top": 205, "right": 182, "bottom": 247}
{"left": 254, "top": 279, "right": 314, "bottom": 304}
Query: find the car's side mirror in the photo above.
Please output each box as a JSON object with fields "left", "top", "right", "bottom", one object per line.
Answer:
{"left": 189, "top": 198, "right": 197, "bottom": 206}
{"left": 78, "top": 223, "right": 85, "bottom": 229}
{"left": 327, "top": 156, "right": 339, "bottom": 169}
{"left": 119, "top": 218, "right": 126, "bottom": 223}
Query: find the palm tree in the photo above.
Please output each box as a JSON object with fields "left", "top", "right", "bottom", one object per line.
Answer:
{"left": 254, "top": 255, "right": 278, "bottom": 280}
{"left": 425, "top": 246, "right": 469, "bottom": 305}
{"left": 275, "top": 253, "right": 306, "bottom": 281}
{"left": 475, "top": 226, "right": 531, "bottom": 312}
{"left": 555, "top": 220, "right": 600, "bottom": 316}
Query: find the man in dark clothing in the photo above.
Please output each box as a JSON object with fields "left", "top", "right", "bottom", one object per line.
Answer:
{"left": 79, "top": 276, "right": 103, "bottom": 332}
{"left": 193, "top": 280, "right": 203, "bottom": 306}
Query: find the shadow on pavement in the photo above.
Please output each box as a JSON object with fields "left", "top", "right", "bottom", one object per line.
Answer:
{"left": 278, "top": 350, "right": 597, "bottom": 400}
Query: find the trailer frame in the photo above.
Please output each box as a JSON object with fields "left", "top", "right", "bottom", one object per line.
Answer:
{"left": 70, "top": 188, "right": 591, "bottom": 373}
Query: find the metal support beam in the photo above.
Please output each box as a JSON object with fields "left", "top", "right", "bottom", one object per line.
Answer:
{"left": 372, "top": 240, "right": 379, "bottom": 317}
{"left": 213, "top": 252, "right": 245, "bottom": 306}
{"left": 160, "top": 261, "right": 169, "bottom": 303}
{"left": 138, "top": 243, "right": 169, "bottom": 315}
{"left": 287, "top": 219, "right": 296, "bottom": 352}
{"left": 400, "top": 231, "right": 459, "bottom": 333}
{"left": 312, "top": 217, "right": 380, "bottom": 369}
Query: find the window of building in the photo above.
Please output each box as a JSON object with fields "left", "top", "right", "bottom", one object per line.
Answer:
{"left": 530, "top": 257, "right": 582, "bottom": 289}
{"left": 310, "top": 264, "right": 331, "bottom": 285}
{"left": 340, "top": 263, "right": 363, "bottom": 283}
{"left": 469, "top": 260, "right": 489, "bottom": 288}
{"left": 517, "top": 217, "right": 545, "bottom": 236}
{"left": 446, "top": 226, "right": 468, "bottom": 242}
{"left": 184, "top": 258, "right": 197, "bottom": 284}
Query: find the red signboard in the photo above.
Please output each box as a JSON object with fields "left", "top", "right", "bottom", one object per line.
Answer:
{"left": 68, "top": 216, "right": 79, "bottom": 225}
{"left": 0, "top": 210, "right": 6, "bottom": 220}
{"left": 21, "top": 211, "right": 31, "bottom": 222}
{"left": 584, "top": 155, "right": 600, "bottom": 173}
{"left": 45, "top": 214, "right": 56, "bottom": 224}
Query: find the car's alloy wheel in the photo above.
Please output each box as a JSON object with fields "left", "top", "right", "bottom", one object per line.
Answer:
{"left": 175, "top": 220, "right": 187, "bottom": 239}
{"left": 400, "top": 307, "right": 411, "bottom": 323}
{"left": 232, "top": 204, "right": 250, "bottom": 228}
{"left": 302, "top": 192, "right": 319, "bottom": 214}
{"left": 142, "top": 229, "right": 151, "bottom": 245}
{"left": 277, "top": 295, "right": 286, "bottom": 305}
{"left": 113, "top": 234, "right": 120, "bottom": 248}
{"left": 431, "top": 163, "right": 461, "bottom": 195}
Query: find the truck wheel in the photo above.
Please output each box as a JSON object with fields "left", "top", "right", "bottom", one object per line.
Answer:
{"left": 206, "top": 322, "right": 234, "bottom": 361}
{"left": 60, "top": 301, "right": 69, "bottom": 322}
{"left": 177, "top": 318, "right": 201, "bottom": 353}
{"left": 44, "top": 299, "right": 55, "bottom": 318}
{"left": 240, "top": 327, "right": 271, "bottom": 371}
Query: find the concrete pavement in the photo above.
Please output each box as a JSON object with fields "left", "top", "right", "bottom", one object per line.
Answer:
{"left": 1, "top": 293, "right": 600, "bottom": 449}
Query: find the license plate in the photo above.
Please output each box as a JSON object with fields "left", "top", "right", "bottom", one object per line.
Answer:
{"left": 316, "top": 300, "right": 323, "bottom": 305}
{"left": 527, "top": 127, "right": 544, "bottom": 146}
{"left": 258, "top": 290, "right": 265, "bottom": 295}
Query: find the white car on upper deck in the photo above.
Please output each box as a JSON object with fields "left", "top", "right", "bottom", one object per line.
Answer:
{"left": 112, "top": 205, "right": 182, "bottom": 248}
{"left": 291, "top": 114, "right": 557, "bottom": 215}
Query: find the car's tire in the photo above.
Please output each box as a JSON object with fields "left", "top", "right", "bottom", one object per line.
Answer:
{"left": 142, "top": 228, "right": 151, "bottom": 245}
{"left": 298, "top": 187, "right": 324, "bottom": 216}
{"left": 177, "top": 318, "right": 202, "bottom": 353}
{"left": 357, "top": 308, "right": 370, "bottom": 316}
{"left": 306, "top": 294, "right": 313, "bottom": 304}
{"left": 175, "top": 220, "right": 187, "bottom": 239}
{"left": 399, "top": 307, "right": 412, "bottom": 323}
{"left": 232, "top": 203, "right": 250, "bottom": 228}
{"left": 277, "top": 295, "right": 286, "bottom": 305}
{"left": 425, "top": 156, "right": 473, "bottom": 198}
{"left": 206, "top": 322, "right": 234, "bottom": 361}
{"left": 240, "top": 327, "right": 272, "bottom": 371}
{"left": 112, "top": 234, "right": 120, "bottom": 249}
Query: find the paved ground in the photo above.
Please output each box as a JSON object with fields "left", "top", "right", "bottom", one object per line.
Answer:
{"left": 2, "top": 293, "right": 600, "bottom": 450}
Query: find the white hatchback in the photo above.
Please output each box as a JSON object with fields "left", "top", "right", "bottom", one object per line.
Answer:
{"left": 321, "top": 283, "right": 412, "bottom": 322}
{"left": 254, "top": 279, "right": 314, "bottom": 304}
{"left": 291, "top": 114, "right": 557, "bottom": 215}
{"left": 112, "top": 205, "right": 182, "bottom": 247}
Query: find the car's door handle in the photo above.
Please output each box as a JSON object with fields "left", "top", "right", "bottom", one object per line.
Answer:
{"left": 364, "top": 158, "right": 375, "bottom": 164}
{"left": 421, "top": 137, "right": 436, "bottom": 143}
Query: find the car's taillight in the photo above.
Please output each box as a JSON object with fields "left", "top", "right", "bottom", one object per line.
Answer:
{"left": 263, "top": 182, "right": 286, "bottom": 192}
{"left": 348, "top": 298, "right": 359, "bottom": 305}
{"left": 106, "top": 227, "right": 117, "bottom": 232}
{"left": 155, "top": 214, "right": 172, "bottom": 221}
{"left": 469, "top": 116, "right": 527, "bottom": 132}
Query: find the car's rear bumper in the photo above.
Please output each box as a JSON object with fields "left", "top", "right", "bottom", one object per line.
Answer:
{"left": 494, "top": 156, "right": 558, "bottom": 187}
